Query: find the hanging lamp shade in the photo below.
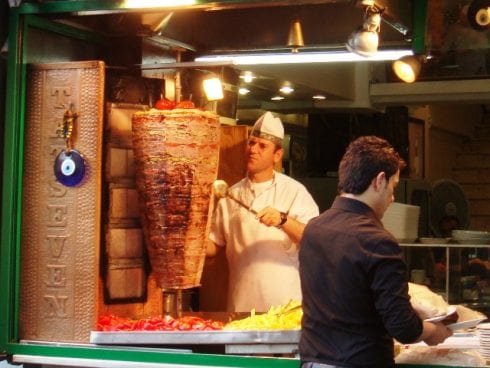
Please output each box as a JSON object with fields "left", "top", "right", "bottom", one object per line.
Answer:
{"left": 287, "top": 19, "right": 305, "bottom": 53}
{"left": 467, "top": 0, "right": 490, "bottom": 31}
{"left": 346, "top": 10, "right": 381, "bottom": 57}
{"left": 392, "top": 55, "right": 422, "bottom": 83}
{"left": 346, "top": 29, "right": 379, "bottom": 57}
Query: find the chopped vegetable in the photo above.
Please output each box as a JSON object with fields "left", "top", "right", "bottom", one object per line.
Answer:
{"left": 224, "top": 300, "right": 302, "bottom": 331}
{"left": 175, "top": 100, "right": 195, "bottom": 109}
{"left": 96, "top": 314, "right": 224, "bottom": 331}
{"left": 154, "top": 98, "right": 176, "bottom": 110}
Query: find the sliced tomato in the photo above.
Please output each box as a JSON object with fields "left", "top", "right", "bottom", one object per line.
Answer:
{"left": 155, "top": 98, "right": 176, "bottom": 110}
{"left": 208, "top": 320, "right": 225, "bottom": 330}
{"left": 175, "top": 100, "right": 195, "bottom": 109}
{"left": 96, "top": 314, "right": 223, "bottom": 331}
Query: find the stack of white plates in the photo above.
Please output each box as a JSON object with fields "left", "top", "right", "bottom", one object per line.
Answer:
{"left": 477, "top": 323, "right": 490, "bottom": 358}
{"left": 382, "top": 202, "right": 420, "bottom": 243}
{"left": 451, "top": 230, "right": 490, "bottom": 245}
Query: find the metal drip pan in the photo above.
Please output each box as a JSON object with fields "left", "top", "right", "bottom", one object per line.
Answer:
{"left": 90, "top": 329, "right": 301, "bottom": 355}
{"left": 90, "top": 329, "right": 300, "bottom": 345}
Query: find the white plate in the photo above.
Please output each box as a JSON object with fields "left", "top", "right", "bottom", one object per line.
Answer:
{"left": 452, "top": 230, "right": 490, "bottom": 237}
{"left": 477, "top": 322, "right": 490, "bottom": 330}
{"left": 447, "top": 317, "right": 487, "bottom": 331}
{"left": 453, "top": 238, "right": 490, "bottom": 245}
{"left": 425, "top": 305, "right": 457, "bottom": 322}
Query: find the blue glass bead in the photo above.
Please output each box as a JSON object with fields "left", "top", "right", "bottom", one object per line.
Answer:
{"left": 54, "top": 149, "right": 86, "bottom": 187}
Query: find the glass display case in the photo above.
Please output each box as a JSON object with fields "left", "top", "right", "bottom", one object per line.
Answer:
{"left": 401, "top": 241, "right": 490, "bottom": 317}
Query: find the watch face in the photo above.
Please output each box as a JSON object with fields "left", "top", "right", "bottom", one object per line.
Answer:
{"left": 280, "top": 212, "right": 288, "bottom": 226}
{"left": 54, "top": 149, "right": 86, "bottom": 187}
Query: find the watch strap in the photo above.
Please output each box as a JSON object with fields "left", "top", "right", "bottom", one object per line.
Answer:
{"left": 277, "top": 211, "right": 288, "bottom": 228}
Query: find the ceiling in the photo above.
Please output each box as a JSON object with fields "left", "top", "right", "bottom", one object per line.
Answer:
{"left": 139, "top": 1, "right": 411, "bottom": 52}
{"left": 51, "top": 0, "right": 490, "bottom": 112}
{"left": 137, "top": 0, "right": 413, "bottom": 110}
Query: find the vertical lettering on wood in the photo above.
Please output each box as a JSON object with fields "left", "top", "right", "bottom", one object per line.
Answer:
{"left": 44, "top": 294, "right": 68, "bottom": 318}
{"left": 47, "top": 204, "right": 67, "bottom": 227}
{"left": 46, "top": 235, "right": 68, "bottom": 258}
{"left": 46, "top": 264, "right": 66, "bottom": 287}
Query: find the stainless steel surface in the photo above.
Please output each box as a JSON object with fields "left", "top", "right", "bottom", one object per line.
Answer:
{"left": 90, "top": 329, "right": 300, "bottom": 345}
{"left": 162, "top": 289, "right": 185, "bottom": 317}
{"left": 225, "top": 343, "right": 298, "bottom": 355}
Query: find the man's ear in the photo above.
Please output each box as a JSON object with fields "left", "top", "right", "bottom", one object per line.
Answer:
{"left": 373, "top": 172, "right": 386, "bottom": 192}
{"left": 273, "top": 147, "right": 284, "bottom": 164}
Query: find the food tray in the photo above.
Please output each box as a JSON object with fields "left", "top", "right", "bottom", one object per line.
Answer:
{"left": 90, "top": 329, "right": 301, "bottom": 355}
{"left": 90, "top": 329, "right": 300, "bottom": 345}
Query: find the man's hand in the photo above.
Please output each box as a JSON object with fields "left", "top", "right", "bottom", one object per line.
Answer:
{"left": 205, "top": 239, "right": 221, "bottom": 257}
{"left": 420, "top": 321, "right": 453, "bottom": 346}
{"left": 255, "top": 206, "right": 305, "bottom": 245}
{"left": 256, "top": 206, "right": 284, "bottom": 228}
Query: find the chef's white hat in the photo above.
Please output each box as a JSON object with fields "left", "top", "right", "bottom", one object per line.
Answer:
{"left": 250, "top": 112, "right": 284, "bottom": 146}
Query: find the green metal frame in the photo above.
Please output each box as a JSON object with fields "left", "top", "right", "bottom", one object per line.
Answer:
{"left": 0, "top": 1, "right": 429, "bottom": 367}
{"left": 411, "top": 0, "right": 428, "bottom": 55}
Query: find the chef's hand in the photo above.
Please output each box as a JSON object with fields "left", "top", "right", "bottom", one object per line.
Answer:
{"left": 256, "top": 207, "right": 306, "bottom": 245}
{"left": 256, "top": 206, "right": 284, "bottom": 228}
{"left": 420, "top": 321, "right": 453, "bottom": 346}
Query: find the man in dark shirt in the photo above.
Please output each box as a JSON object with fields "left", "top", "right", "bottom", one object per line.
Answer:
{"left": 299, "top": 136, "right": 452, "bottom": 368}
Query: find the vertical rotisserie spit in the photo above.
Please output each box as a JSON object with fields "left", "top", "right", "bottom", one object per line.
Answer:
{"left": 132, "top": 109, "right": 220, "bottom": 292}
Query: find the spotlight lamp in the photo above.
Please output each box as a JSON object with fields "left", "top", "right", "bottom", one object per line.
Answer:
{"left": 287, "top": 19, "right": 305, "bottom": 53}
{"left": 392, "top": 55, "right": 426, "bottom": 83}
{"left": 467, "top": 0, "right": 490, "bottom": 31}
{"left": 202, "top": 76, "right": 224, "bottom": 101}
{"left": 346, "top": 4, "right": 384, "bottom": 57}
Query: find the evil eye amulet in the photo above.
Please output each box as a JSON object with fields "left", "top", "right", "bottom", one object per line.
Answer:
{"left": 54, "top": 149, "right": 86, "bottom": 187}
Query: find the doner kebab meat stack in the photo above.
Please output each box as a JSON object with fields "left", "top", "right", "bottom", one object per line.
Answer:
{"left": 132, "top": 107, "right": 220, "bottom": 289}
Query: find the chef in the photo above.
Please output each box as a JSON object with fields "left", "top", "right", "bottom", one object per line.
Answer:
{"left": 207, "top": 111, "right": 319, "bottom": 312}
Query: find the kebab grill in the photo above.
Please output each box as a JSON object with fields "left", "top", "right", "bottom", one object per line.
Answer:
{"left": 91, "top": 99, "right": 307, "bottom": 351}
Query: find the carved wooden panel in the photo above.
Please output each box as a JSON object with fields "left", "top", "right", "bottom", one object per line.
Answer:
{"left": 20, "top": 61, "right": 104, "bottom": 342}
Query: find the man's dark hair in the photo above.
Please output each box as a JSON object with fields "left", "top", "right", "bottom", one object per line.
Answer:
{"left": 337, "top": 135, "right": 406, "bottom": 195}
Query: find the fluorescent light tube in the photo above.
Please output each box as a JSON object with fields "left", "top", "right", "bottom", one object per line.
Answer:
{"left": 196, "top": 49, "right": 413, "bottom": 65}
{"left": 123, "top": 0, "right": 196, "bottom": 9}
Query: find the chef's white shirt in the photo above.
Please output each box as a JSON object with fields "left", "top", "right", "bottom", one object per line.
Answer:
{"left": 209, "top": 172, "right": 319, "bottom": 312}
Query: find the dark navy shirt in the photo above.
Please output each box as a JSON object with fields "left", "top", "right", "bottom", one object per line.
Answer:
{"left": 299, "top": 196, "right": 423, "bottom": 368}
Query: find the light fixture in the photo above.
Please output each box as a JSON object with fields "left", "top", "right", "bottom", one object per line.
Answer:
{"left": 346, "top": 4, "right": 384, "bottom": 57}
{"left": 279, "top": 85, "right": 294, "bottom": 94}
{"left": 358, "top": 0, "right": 375, "bottom": 6}
{"left": 240, "top": 71, "right": 255, "bottom": 83}
{"left": 287, "top": 19, "right": 305, "bottom": 53}
{"left": 392, "top": 55, "right": 426, "bottom": 83}
{"left": 312, "top": 94, "right": 326, "bottom": 100}
{"left": 196, "top": 49, "right": 412, "bottom": 65}
{"left": 202, "top": 76, "right": 224, "bottom": 101}
{"left": 467, "top": 0, "right": 490, "bottom": 30}
{"left": 238, "top": 87, "right": 250, "bottom": 95}
{"left": 123, "top": 0, "right": 196, "bottom": 8}
{"left": 271, "top": 96, "right": 285, "bottom": 101}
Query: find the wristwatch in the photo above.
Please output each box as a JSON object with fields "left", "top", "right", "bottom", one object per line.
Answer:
{"left": 276, "top": 211, "right": 288, "bottom": 229}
